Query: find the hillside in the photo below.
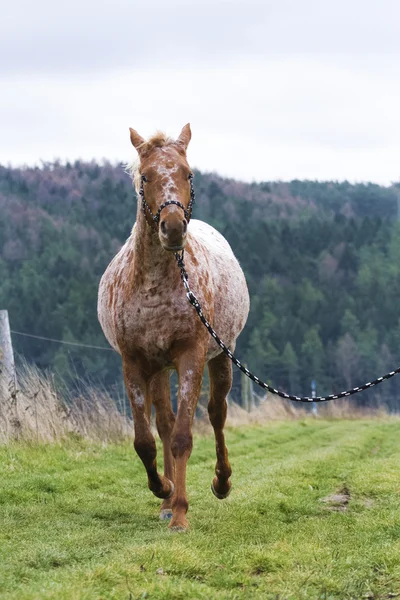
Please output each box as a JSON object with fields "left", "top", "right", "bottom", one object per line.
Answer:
{"left": 1, "top": 162, "right": 400, "bottom": 407}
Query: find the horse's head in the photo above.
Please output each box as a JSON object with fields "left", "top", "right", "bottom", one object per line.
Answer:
{"left": 129, "top": 124, "right": 193, "bottom": 251}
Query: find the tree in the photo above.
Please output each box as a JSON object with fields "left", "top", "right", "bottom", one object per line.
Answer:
{"left": 335, "top": 333, "right": 360, "bottom": 389}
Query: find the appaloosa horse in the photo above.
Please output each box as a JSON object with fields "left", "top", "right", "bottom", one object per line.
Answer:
{"left": 98, "top": 124, "right": 249, "bottom": 530}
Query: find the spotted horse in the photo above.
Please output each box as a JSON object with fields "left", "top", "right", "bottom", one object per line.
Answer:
{"left": 98, "top": 124, "right": 249, "bottom": 530}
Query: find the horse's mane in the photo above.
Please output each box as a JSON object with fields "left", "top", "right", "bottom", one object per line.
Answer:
{"left": 126, "top": 131, "right": 175, "bottom": 192}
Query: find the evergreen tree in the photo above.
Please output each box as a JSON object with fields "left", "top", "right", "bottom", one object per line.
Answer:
{"left": 1, "top": 162, "right": 400, "bottom": 406}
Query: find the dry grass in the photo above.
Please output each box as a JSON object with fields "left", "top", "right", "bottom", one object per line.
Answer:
{"left": 0, "top": 363, "right": 385, "bottom": 444}
{"left": 0, "top": 362, "right": 132, "bottom": 444}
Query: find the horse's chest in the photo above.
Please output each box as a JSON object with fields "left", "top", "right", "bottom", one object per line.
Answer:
{"left": 117, "top": 285, "right": 195, "bottom": 359}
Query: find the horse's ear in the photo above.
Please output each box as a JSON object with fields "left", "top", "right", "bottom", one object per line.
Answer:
{"left": 176, "top": 123, "right": 191, "bottom": 152}
{"left": 129, "top": 128, "right": 145, "bottom": 153}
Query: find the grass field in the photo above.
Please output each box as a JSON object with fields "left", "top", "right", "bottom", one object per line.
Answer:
{"left": 1, "top": 418, "right": 400, "bottom": 599}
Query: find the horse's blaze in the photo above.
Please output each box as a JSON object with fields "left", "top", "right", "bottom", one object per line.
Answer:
{"left": 98, "top": 125, "right": 250, "bottom": 530}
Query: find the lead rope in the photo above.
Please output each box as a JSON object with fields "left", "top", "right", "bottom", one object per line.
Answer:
{"left": 174, "top": 251, "right": 400, "bottom": 403}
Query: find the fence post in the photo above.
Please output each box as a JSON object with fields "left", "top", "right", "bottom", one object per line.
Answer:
{"left": 241, "top": 367, "right": 250, "bottom": 412}
{"left": 0, "top": 310, "right": 16, "bottom": 390}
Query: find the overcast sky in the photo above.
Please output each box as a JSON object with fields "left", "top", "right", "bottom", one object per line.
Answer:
{"left": 1, "top": 0, "right": 400, "bottom": 184}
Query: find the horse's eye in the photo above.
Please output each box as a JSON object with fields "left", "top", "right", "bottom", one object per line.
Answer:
{"left": 188, "top": 173, "right": 193, "bottom": 180}
{"left": 141, "top": 174, "right": 148, "bottom": 183}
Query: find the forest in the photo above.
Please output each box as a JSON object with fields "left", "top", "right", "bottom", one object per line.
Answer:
{"left": 1, "top": 161, "right": 400, "bottom": 408}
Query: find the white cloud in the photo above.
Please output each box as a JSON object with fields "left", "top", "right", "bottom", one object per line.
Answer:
{"left": 1, "top": 1, "right": 400, "bottom": 184}
{"left": 2, "top": 0, "right": 400, "bottom": 74}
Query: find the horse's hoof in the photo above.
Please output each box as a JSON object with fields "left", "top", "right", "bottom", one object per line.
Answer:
{"left": 150, "top": 479, "right": 175, "bottom": 500}
{"left": 169, "top": 514, "right": 189, "bottom": 531}
{"left": 211, "top": 482, "right": 231, "bottom": 500}
{"left": 159, "top": 509, "right": 173, "bottom": 521}
{"left": 169, "top": 525, "right": 188, "bottom": 533}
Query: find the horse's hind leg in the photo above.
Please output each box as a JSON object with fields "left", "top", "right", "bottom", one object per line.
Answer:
{"left": 150, "top": 371, "right": 176, "bottom": 520}
{"left": 207, "top": 352, "right": 233, "bottom": 499}
{"left": 123, "top": 359, "right": 174, "bottom": 500}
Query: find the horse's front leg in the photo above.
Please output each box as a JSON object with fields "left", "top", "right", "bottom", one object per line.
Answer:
{"left": 150, "top": 371, "right": 176, "bottom": 520}
{"left": 170, "top": 349, "right": 205, "bottom": 531}
{"left": 123, "top": 358, "right": 174, "bottom": 499}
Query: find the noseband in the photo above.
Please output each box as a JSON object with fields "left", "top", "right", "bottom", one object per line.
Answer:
{"left": 139, "top": 173, "right": 196, "bottom": 229}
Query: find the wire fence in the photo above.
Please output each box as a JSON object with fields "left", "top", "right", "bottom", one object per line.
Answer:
{"left": 10, "top": 329, "right": 114, "bottom": 351}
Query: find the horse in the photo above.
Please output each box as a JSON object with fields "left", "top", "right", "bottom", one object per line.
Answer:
{"left": 98, "top": 124, "right": 249, "bottom": 530}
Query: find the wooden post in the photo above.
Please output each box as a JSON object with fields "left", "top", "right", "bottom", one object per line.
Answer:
{"left": 0, "top": 310, "right": 15, "bottom": 389}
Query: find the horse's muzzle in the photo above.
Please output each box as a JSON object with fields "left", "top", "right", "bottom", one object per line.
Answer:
{"left": 159, "top": 218, "right": 187, "bottom": 251}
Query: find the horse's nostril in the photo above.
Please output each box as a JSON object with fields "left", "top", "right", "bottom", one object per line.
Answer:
{"left": 160, "top": 221, "right": 167, "bottom": 234}
{"left": 183, "top": 220, "right": 187, "bottom": 234}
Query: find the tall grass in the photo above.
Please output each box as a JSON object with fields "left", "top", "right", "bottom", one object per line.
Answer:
{"left": 0, "top": 362, "right": 132, "bottom": 444}
{"left": 0, "top": 363, "right": 383, "bottom": 444}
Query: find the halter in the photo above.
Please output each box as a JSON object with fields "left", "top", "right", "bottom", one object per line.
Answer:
{"left": 139, "top": 173, "right": 196, "bottom": 229}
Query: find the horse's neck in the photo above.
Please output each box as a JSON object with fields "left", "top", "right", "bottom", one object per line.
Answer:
{"left": 132, "top": 212, "right": 176, "bottom": 286}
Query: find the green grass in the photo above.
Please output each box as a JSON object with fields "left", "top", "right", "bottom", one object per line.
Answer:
{"left": 1, "top": 419, "right": 400, "bottom": 599}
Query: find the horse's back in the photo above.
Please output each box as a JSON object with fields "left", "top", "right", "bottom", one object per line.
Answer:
{"left": 189, "top": 219, "right": 232, "bottom": 257}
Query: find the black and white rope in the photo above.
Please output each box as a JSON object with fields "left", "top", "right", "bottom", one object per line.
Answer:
{"left": 175, "top": 251, "right": 400, "bottom": 403}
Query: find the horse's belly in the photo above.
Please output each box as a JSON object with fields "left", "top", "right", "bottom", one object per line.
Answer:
{"left": 206, "top": 274, "right": 249, "bottom": 361}
{"left": 187, "top": 221, "right": 250, "bottom": 361}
